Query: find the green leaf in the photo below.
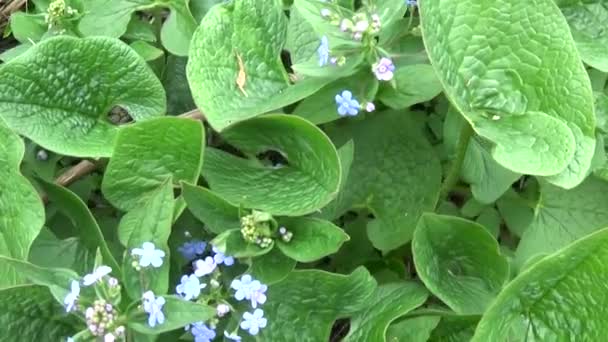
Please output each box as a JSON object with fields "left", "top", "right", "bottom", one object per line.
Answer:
{"left": 558, "top": 0, "right": 608, "bottom": 72}
{"left": 386, "top": 316, "right": 441, "bottom": 342}
{"left": 119, "top": 180, "right": 175, "bottom": 300}
{"left": 323, "top": 111, "right": 441, "bottom": 251}
{"left": 0, "top": 123, "right": 44, "bottom": 287}
{"left": 330, "top": 216, "right": 379, "bottom": 274}
{"left": 430, "top": 314, "right": 480, "bottom": 342}
{"left": 514, "top": 176, "right": 608, "bottom": 269}
{"left": 203, "top": 114, "right": 341, "bottom": 216}
{"left": 79, "top": 0, "right": 153, "bottom": 38}
{"left": 130, "top": 40, "right": 164, "bottom": 61}
{"left": 162, "top": 55, "right": 196, "bottom": 115}
{"left": 9, "top": 12, "right": 47, "bottom": 43}
{"left": 0, "top": 256, "right": 78, "bottom": 303}
{"left": 102, "top": 117, "right": 204, "bottom": 211}
{"left": 495, "top": 190, "right": 534, "bottom": 238}
{"left": 412, "top": 214, "right": 509, "bottom": 314}
{"left": 378, "top": 64, "right": 443, "bottom": 109}
{"left": 187, "top": 0, "right": 333, "bottom": 130}
{"left": 37, "top": 179, "right": 120, "bottom": 273}
{"left": 285, "top": 5, "right": 319, "bottom": 65}
{"left": 344, "top": 282, "right": 428, "bottom": 342}
{"left": 160, "top": 0, "right": 198, "bottom": 56}
{"left": 294, "top": 70, "right": 379, "bottom": 125}
{"left": 181, "top": 182, "right": 240, "bottom": 234}
{"left": 472, "top": 227, "right": 608, "bottom": 341}
{"left": 249, "top": 247, "right": 296, "bottom": 285}
{"left": 211, "top": 229, "right": 273, "bottom": 258}
{"left": 0, "top": 36, "right": 166, "bottom": 157}
{"left": 0, "top": 285, "right": 76, "bottom": 341}
{"left": 259, "top": 267, "right": 377, "bottom": 341}
{"left": 128, "top": 296, "right": 215, "bottom": 334}
{"left": 292, "top": 0, "right": 360, "bottom": 49}
{"left": 28, "top": 229, "right": 90, "bottom": 274}
{"left": 420, "top": 0, "right": 596, "bottom": 188}
{"left": 124, "top": 17, "right": 157, "bottom": 42}
{"left": 276, "top": 217, "right": 349, "bottom": 262}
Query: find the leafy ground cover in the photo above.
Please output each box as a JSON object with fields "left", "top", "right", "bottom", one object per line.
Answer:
{"left": 1, "top": 0, "right": 608, "bottom": 341}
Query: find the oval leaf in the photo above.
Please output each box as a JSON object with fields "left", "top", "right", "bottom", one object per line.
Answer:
{"left": 0, "top": 36, "right": 166, "bottom": 157}
{"left": 181, "top": 182, "right": 240, "bottom": 234}
{"left": 277, "top": 217, "right": 349, "bottom": 263}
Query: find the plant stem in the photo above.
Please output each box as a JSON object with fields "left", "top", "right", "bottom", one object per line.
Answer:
{"left": 439, "top": 123, "right": 473, "bottom": 200}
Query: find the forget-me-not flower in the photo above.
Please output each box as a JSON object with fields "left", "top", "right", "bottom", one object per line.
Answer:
{"left": 142, "top": 291, "right": 166, "bottom": 327}
{"left": 212, "top": 245, "right": 235, "bottom": 266}
{"left": 372, "top": 57, "right": 395, "bottom": 81}
{"left": 194, "top": 256, "right": 217, "bottom": 277}
{"left": 132, "top": 242, "right": 165, "bottom": 268}
{"left": 216, "top": 303, "right": 231, "bottom": 317}
{"left": 64, "top": 280, "right": 80, "bottom": 312}
{"left": 230, "top": 275, "right": 267, "bottom": 308}
{"left": 176, "top": 274, "right": 206, "bottom": 300}
{"left": 317, "top": 36, "right": 330, "bottom": 66}
{"left": 83, "top": 265, "right": 112, "bottom": 286}
{"left": 249, "top": 283, "right": 268, "bottom": 308}
{"left": 335, "top": 90, "right": 360, "bottom": 116}
{"left": 190, "top": 322, "right": 216, "bottom": 342}
{"left": 224, "top": 331, "right": 242, "bottom": 341}
{"left": 178, "top": 240, "right": 207, "bottom": 260}
{"left": 240, "top": 309, "right": 267, "bottom": 335}
{"left": 406, "top": 0, "right": 417, "bottom": 6}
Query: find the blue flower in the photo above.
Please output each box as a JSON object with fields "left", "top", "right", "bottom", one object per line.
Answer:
{"left": 190, "top": 322, "right": 216, "bottom": 342}
{"left": 83, "top": 265, "right": 112, "bottom": 286}
{"left": 240, "top": 309, "right": 267, "bottom": 335}
{"left": 224, "top": 331, "right": 242, "bottom": 341}
{"left": 142, "top": 291, "right": 165, "bottom": 327}
{"left": 406, "top": 0, "right": 417, "bottom": 6}
{"left": 176, "top": 274, "right": 206, "bottom": 301}
{"left": 132, "top": 242, "right": 165, "bottom": 268}
{"left": 372, "top": 57, "right": 395, "bottom": 81}
{"left": 317, "top": 36, "right": 330, "bottom": 66}
{"left": 335, "top": 90, "right": 360, "bottom": 116}
{"left": 178, "top": 240, "right": 207, "bottom": 260}
{"left": 63, "top": 280, "right": 80, "bottom": 312}
{"left": 212, "top": 245, "right": 235, "bottom": 266}
{"left": 230, "top": 275, "right": 267, "bottom": 308}
{"left": 194, "top": 256, "right": 217, "bottom": 277}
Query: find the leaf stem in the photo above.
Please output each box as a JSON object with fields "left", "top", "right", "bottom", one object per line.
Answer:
{"left": 439, "top": 122, "right": 473, "bottom": 200}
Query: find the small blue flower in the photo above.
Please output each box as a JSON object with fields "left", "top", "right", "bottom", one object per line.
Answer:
{"left": 178, "top": 240, "right": 207, "bottom": 260}
{"left": 67, "top": 337, "right": 74, "bottom": 342}
{"left": 224, "top": 331, "right": 242, "bottom": 341}
{"left": 83, "top": 265, "right": 112, "bottom": 286}
{"left": 132, "top": 242, "right": 165, "bottom": 268}
{"left": 240, "top": 309, "right": 267, "bottom": 335}
{"left": 212, "top": 245, "right": 235, "bottom": 266}
{"left": 230, "top": 275, "right": 267, "bottom": 308}
{"left": 335, "top": 90, "right": 360, "bottom": 116}
{"left": 142, "top": 291, "right": 166, "bottom": 327}
{"left": 406, "top": 0, "right": 417, "bottom": 5}
{"left": 317, "top": 36, "right": 330, "bottom": 66}
{"left": 64, "top": 280, "right": 80, "bottom": 312}
{"left": 372, "top": 57, "right": 395, "bottom": 81}
{"left": 176, "top": 274, "right": 206, "bottom": 301}
{"left": 194, "top": 256, "right": 217, "bottom": 277}
{"left": 191, "top": 322, "right": 216, "bottom": 342}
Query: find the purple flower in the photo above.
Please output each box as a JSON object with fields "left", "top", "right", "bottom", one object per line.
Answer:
{"left": 194, "top": 256, "right": 217, "bottom": 277}
{"left": 191, "top": 322, "right": 216, "bottom": 342}
{"left": 64, "top": 280, "right": 80, "bottom": 312}
{"left": 142, "top": 291, "right": 165, "bottom": 327}
{"left": 212, "top": 245, "right": 235, "bottom": 266}
{"left": 240, "top": 309, "right": 267, "bottom": 335}
{"left": 372, "top": 57, "right": 395, "bottom": 81}
{"left": 178, "top": 240, "right": 207, "bottom": 260}
{"left": 224, "top": 331, "right": 242, "bottom": 341}
{"left": 335, "top": 90, "right": 360, "bottom": 116}
{"left": 317, "top": 36, "right": 329, "bottom": 66}
{"left": 176, "top": 274, "right": 206, "bottom": 300}
{"left": 132, "top": 242, "right": 165, "bottom": 268}
{"left": 230, "top": 275, "right": 267, "bottom": 308}
{"left": 83, "top": 265, "right": 112, "bottom": 286}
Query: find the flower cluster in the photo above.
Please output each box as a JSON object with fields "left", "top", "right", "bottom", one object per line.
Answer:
{"left": 231, "top": 275, "right": 268, "bottom": 335}
{"left": 335, "top": 90, "right": 376, "bottom": 117}
{"left": 240, "top": 210, "right": 275, "bottom": 248}
{"left": 45, "top": 0, "right": 78, "bottom": 29}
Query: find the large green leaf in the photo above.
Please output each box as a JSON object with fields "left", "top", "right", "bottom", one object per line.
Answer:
{"left": 119, "top": 180, "right": 175, "bottom": 300}
{"left": 249, "top": 247, "right": 296, "bottom": 285}
{"left": 159, "top": 0, "right": 198, "bottom": 56}
{"left": 276, "top": 217, "right": 349, "bottom": 263}
{"left": 344, "top": 282, "right": 428, "bottom": 342}
{"left": 203, "top": 114, "right": 341, "bottom": 216}
{"left": 378, "top": 64, "right": 443, "bottom": 109}
{"left": 28, "top": 229, "right": 90, "bottom": 274}
{"left": 386, "top": 316, "right": 441, "bottom": 342}
{"left": 323, "top": 111, "right": 441, "bottom": 251}
{"left": 412, "top": 214, "right": 509, "bottom": 314}
{"left": 181, "top": 182, "right": 240, "bottom": 234}
{"left": 0, "top": 36, "right": 165, "bottom": 157}
{"left": 37, "top": 179, "right": 120, "bottom": 272}
{"left": 9, "top": 12, "right": 47, "bottom": 44}
{"left": 187, "top": 0, "right": 332, "bottom": 130}
{"left": 259, "top": 267, "right": 377, "bottom": 341}
{"left": 558, "top": 0, "right": 608, "bottom": 72}
{"left": 102, "top": 117, "right": 204, "bottom": 211}
{"left": 473, "top": 227, "right": 608, "bottom": 341}
{"left": 0, "top": 123, "right": 44, "bottom": 287}
{"left": 128, "top": 296, "right": 215, "bottom": 334}
{"left": 0, "top": 285, "right": 75, "bottom": 341}
{"left": 515, "top": 176, "right": 608, "bottom": 269}
{"left": 420, "top": 0, "right": 595, "bottom": 188}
